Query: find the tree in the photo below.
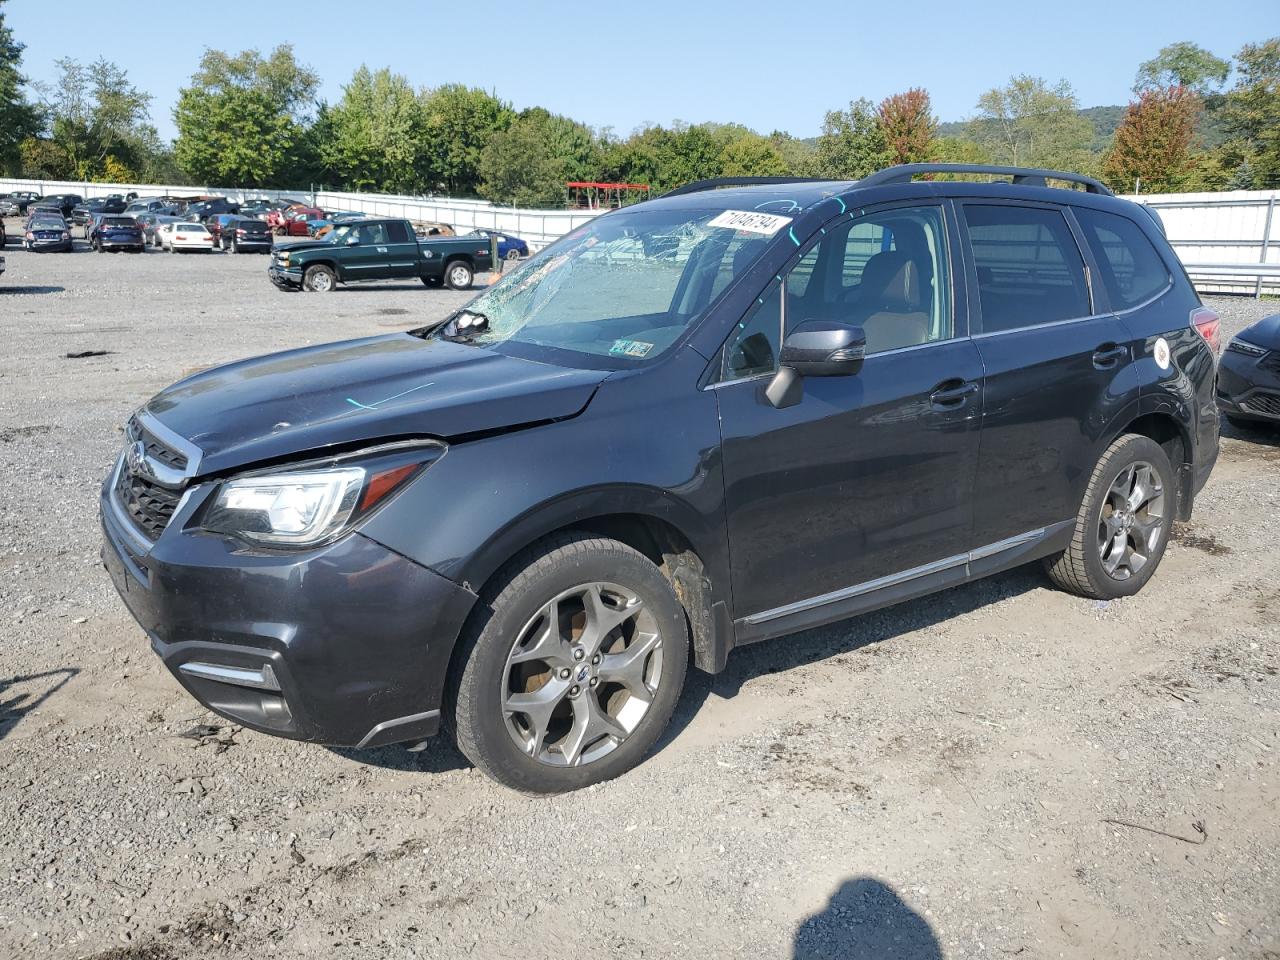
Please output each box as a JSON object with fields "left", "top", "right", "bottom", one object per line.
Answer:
{"left": 1135, "top": 42, "right": 1231, "bottom": 97}
{"left": 970, "top": 75, "right": 1094, "bottom": 171}
{"left": 479, "top": 108, "right": 599, "bottom": 206}
{"left": 18, "top": 136, "right": 69, "bottom": 179}
{"left": 1103, "top": 86, "right": 1202, "bottom": 192}
{"left": 718, "top": 132, "right": 788, "bottom": 176}
{"left": 323, "top": 66, "right": 427, "bottom": 193}
{"left": 41, "top": 57, "right": 154, "bottom": 180}
{"left": 1220, "top": 38, "right": 1280, "bottom": 188}
{"left": 877, "top": 89, "right": 936, "bottom": 165}
{"left": 0, "top": 0, "right": 40, "bottom": 175}
{"left": 420, "top": 84, "right": 513, "bottom": 195}
{"left": 814, "top": 98, "right": 889, "bottom": 178}
{"left": 174, "top": 45, "right": 319, "bottom": 186}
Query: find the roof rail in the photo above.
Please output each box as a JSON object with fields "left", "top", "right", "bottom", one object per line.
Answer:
{"left": 858, "top": 163, "right": 1114, "bottom": 196}
{"left": 660, "top": 176, "right": 832, "bottom": 198}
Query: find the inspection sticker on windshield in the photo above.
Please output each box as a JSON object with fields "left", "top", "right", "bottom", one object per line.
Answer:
{"left": 610, "top": 339, "right": 654, "bottom": 358}
{"left": 706, "top": 210, "right": 793, "bottom": 236}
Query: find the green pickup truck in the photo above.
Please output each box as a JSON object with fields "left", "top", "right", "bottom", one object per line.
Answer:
{"left": 267, "top": 218, "right": 494, "bottom": 292}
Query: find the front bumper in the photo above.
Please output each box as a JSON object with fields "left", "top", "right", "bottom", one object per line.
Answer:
{"left": 1217, "top": 348, "right": 1280, "bottom": 422}
{"left": 100, "top": 470, "right": 477, "bottom": 748}
{"left": 268, "top": 264, "right": 303, "bottom": 289}
{"left": 28, "top": 238, "right": 72, "bottom": 251}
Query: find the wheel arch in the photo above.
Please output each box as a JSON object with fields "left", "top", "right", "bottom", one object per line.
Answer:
{"left": 1101, "top": 402, "right": 1196, "bottom": 521}
{"left": 454, "top": 494, "right": 732, "bottom": 675}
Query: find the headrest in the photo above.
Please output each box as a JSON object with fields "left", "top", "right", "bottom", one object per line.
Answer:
{"left": 860, "top": 251, "right": 922, "bottom": 310}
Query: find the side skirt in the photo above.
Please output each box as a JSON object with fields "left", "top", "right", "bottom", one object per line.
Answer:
{"left": 733, "top": 520, "right": 1074, "bottom": 647}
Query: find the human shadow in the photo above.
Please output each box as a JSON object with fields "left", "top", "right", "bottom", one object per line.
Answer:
{"left": 0, "top": 667, "right": 79, "bottom": 741}
{"left": 653, "top": 564, "right": 1044, "bottom": 756}
{"left": 0, "top": 285, "right": 66, "bottom": 295}
{"left": 793, "top": 876, "right": 942, "bottom": 959}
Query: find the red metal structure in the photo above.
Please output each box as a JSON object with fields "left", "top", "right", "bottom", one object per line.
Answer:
{"left": 565, "top": 181, "right": 650, "bottom": 210}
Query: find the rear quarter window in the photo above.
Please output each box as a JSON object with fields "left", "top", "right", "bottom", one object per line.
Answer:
{"left": 1074, "top": 207, "right": 1172, "bottom": 310}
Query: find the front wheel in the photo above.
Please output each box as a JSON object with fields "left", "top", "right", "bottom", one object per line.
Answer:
{"left": 1044, "top": 434, "right": 1176, "bottom": 599}
{"left": 303, "top": 264, "right": 336, "bottom": 292}
{"left": 451, "top": 534, "right": 689, "bottom": 793}
{"left": 444, "top": 260, "right": 473, "bottom": 290}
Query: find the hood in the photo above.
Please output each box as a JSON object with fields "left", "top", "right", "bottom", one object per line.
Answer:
{"left": 143, "top": 334, "right": 608, "bottom": 475}
{"left": 274, "top": 238, "right": 336, "bottom": 255}
{"left": 1240, "top": 313, "right": 1280, "bottom": 350}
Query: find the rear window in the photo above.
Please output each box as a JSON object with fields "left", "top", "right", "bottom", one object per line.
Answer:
{"left": 964, "top": 205, "right": 1092, "bottom": 332}
{"left": 386, "top": 221, "right": 410, "bottom": 243}
{"left": 238, "top": 220, "right": 267, "bottom": 232}
{"left": 1074, "top": 207, "right": 1172, "bottom": 310}
{"left": 103, "top": 217, "right": 136, "bottom": 227}
{"left": 177, "top": 224, "right": 207, "bottom": 233}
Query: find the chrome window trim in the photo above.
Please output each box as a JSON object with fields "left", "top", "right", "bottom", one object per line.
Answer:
{"left": 744, "top": 527, "right": 1050, "bottom": 625}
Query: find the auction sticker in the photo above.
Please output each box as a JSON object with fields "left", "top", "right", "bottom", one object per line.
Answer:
{"left": 1153, "top": 337, "right": 1171, "bottom": 370}
{"left": 610, "top": 339, "right": 655, "bottom": 358}
{"left": 706, "top": 210, "right": 793, "bottom": 236}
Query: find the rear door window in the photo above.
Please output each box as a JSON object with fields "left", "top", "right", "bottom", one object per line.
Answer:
{"left": 386, "top": 221, "right": 410, "bottom": 244}
{"left": 1073, "top": 207, "right": 1172, "bottom": 310}
{"left": 963, "top": 205, "right": 1091, "bottom": 332}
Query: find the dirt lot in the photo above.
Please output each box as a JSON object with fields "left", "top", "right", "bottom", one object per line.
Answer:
{"left": 0, "top": 224, "right": 1277, "bottom": 960}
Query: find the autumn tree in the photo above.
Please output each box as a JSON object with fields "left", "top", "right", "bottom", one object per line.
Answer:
{"left": 1103, "top": 86, "right": 1202, "bottom": 192}
{"left": 877, "top": 89, "right": 936, "bottom": 165}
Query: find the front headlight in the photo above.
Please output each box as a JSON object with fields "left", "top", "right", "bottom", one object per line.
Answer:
{"left": 201, "top": 456, "right": 425, "bottom": 547}
{"left": 1226, "top": 337, "right": 1268, "bottom": 359}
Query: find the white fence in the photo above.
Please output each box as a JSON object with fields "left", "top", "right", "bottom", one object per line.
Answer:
{"left": 1124, "top": 189, "right": 1279, "bottom": 297}
{"left": 4, "top": 176, "right": 1277, "bottom": 293}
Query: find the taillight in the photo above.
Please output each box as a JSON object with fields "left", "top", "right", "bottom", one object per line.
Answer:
{"left": 1191, "top": 307, "right": 1221, "bottom": 355}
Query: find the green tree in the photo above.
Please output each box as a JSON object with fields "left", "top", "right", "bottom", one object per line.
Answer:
{"left": 18, "top": 136, "right": 69, "bottom": 179}
{"left": 323, "top": 66, "right": 426, "bottom": 193}
{"left": 420, "top": 84, "right": 513, "bottom": 194}
{"left": 718, "top": 132, "right": 788, "bottom": 176}
{"left": 479, "top": 108, "right": 600, "bottom": 206}
{"left": 877, "top": 88, "right": 936, "bottom": 165}
{"left": 814, "top": 98, "right": 890, "bottom": 178}
{"left": 40, "top": 57, "right": 154, "bottom": 180}
{"left": 173, "top": 45, "right": 319, "bottom": 186}
{"left": 970, "top": 75, "right": 1094, "bottom": 171}
{"left": 1220, "top": 38, "right": 1280, "bottom": 188}
{"left": 1103, "top": 86, "right": 1202, "bottom": 192}
{"left": 0, "top": 0, "right": 40, "bottom": 175}
{"left": 1134, "top": 42, "right": 1231, "bottom": 97}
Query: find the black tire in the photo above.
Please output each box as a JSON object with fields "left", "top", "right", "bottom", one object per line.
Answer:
{"left": 303, "top": 264, "right": 336, "bottom": 293}
{"left": 504, "top": 248, "right": 520, "bottom": 261}
{"left": 1044, "top": 434, "right": 1176, "bottom": 600}
{"left": 451, "top": 533, "right": 689, "bottom": 793}
{"left": 444, "top": 259, "right": 473, "bottom": 290}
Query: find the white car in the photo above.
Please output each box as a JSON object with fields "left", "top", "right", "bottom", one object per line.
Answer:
{"left": 159, "top": 222, "right": 216, "bottom": 253}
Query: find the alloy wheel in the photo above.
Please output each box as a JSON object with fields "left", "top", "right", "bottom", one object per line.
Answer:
{"left": 501, "top": 581, "right": 663, "bottom": 767}
{"left": 1097, "top": 460, "right": 1165, "bottom": 580}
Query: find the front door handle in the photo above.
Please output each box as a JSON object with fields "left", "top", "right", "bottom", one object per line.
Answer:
{"left": 1092, "top": 342, "right": 1128, "bottom": 369}
{"left": 929, "top": 379, "right": 979, "bottom": 409}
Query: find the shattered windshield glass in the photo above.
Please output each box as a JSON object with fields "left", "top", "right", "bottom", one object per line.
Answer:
{"left": 433, "top": 206, "right": 781, "bottom": 364}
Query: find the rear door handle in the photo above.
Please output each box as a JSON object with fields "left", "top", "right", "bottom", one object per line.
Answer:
{"left": 929, "top": 379, "right": 980, "bottom": 409}
{"left": 1092, "top": 342, "right": 1127, "bottom": 368}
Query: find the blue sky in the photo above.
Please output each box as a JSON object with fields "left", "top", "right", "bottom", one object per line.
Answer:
{"left": 8, "top": 0, "right": 1276, "bottom": 142}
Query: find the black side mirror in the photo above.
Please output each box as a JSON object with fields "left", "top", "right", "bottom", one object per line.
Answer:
{"left": 766, "top": 320, "right": 866, "bottom": 409}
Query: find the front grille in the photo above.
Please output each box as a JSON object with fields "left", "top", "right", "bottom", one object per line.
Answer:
{"left": 116, "top": 417, "right": 190, "bottom": 540}
{"left": 1242, "top": 391, "right": 1280, "bottom": 417}
{"left": 115, "top": 467, "right": 182, "bottom": 540}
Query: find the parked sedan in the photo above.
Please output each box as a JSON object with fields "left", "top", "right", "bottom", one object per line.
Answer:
{"left": 237, "top": 198, "right": 277, "bottom": 220}
{"left": 465, "top": 228, "right": 529, "bottom": 261}
{"left": 219, "top": 217, "right": 273, "bottom": 253}
{"left": 135, "top": 213, "right": 184, "bottom": 247}
{"left": 23, "top": 214, "right": 73, "bottom": 252}
{"left": 159, "top": 221, "right": 216, "bottom": 253}
{"left": 1218, "top": 315, "right": 1280, "bottom": 429}
{"left": 207, "top": 213, "right": 240, "bottom": 244}
{"left": 90, "top": 215, "right": 146, "bottom": 253}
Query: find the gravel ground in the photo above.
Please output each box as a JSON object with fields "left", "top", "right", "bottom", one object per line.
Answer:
{"left": 1, "top": 223, "right": 1277, "bottom": 960}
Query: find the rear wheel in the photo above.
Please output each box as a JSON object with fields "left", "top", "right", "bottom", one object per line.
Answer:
{"left": 303, "top": 264, "right": 336, "bottom": 293}
{"left": 1044, "top": 434, "right": 1176, "bottom": 599}
{"left": 451, "top": 534, "right": 689, "bottom": 793}
{"left": 504, "top": 248, "right": 520, "bottom": 261}
{"left": 444, "top": 260, "right": 473, "bottom": 290}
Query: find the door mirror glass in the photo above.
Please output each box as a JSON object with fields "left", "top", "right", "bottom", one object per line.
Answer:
{"left": 780, "top": 320, "right": 866, "bottom": 376}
